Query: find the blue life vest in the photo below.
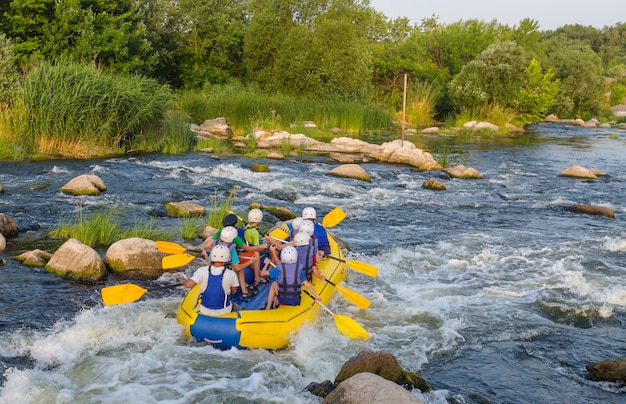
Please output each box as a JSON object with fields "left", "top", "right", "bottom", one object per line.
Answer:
{"left": 201, "top": 268, "right": 228, "bottom": 310}
{"left": 278, "top": 261, "right": 302, "bottom": 301}
{"left": 237, "top": 228, "right": 247, "bottom": 244}
{"left": 313, "top": 223, "right": 330, "bottom": 255}
{"left": 296, "top": 243, "right": 314, "bottom": 279}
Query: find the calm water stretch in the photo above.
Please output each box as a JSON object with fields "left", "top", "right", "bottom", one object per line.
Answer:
{"left": 0, "top": 122, "right": 625, "bottom": 403}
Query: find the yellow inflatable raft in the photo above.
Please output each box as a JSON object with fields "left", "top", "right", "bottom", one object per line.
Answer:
{"left": 176, "top": 228, "right": 347, "bottom": 350}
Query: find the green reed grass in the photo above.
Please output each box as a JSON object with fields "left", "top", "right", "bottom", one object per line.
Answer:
{"left": 20, "top": 60, "right": 171, "bottom": 156}
{"left": 159, "top": 111, "right": 196, "bottom": 154}
{"left": 175, "top": 83, "right": 394, "bottom": 136}
{"left": 179, "top": 216, "right": 203, "bottom": 239}
{"left": 206, "top": 188, "right": 236, "bottom": 229}
{"left": 51, "top": 210, "right": 171, "bottom": 247}
{"left": 195, "top": 137, "right": 232, "bottom": 153}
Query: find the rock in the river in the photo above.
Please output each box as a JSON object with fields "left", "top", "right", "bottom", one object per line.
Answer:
{"left": 323, "top": 372, "right": 423, "bottom": 404}
{"left": 45, "top": 239, "right": 107, "bottom": 281}
{"left": 60, "top": 174, "right": 107, "bottom": 196}
{"left": 327, "top": 164, "right": 371, "bottom": 182}
{"left": 104, "top": 237, "right": 166, "bottom": 279}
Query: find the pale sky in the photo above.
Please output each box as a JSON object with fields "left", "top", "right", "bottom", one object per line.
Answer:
{"left": 369, "top": 0, "right": 624, "bottom": 31}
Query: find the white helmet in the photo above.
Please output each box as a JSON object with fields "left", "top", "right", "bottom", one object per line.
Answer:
{"left": 210, "top": 245, "right": 230, "bottom": 262}
{"left": 220, "top": 226, "right": 238, "bottom": 243}
{"left": 281, "top": 246, "right": 298, "bottom": 264}
{"left": 248, "top": 208, "right": 263, "bottom": 223}
{"left": 302, "top": 207, "right": 316, "bottom": 220}
{"left": 298, "top": 219, "right": 315, "bottom": 236}
{"left": 293, "top": 232, "right": 311, "bottom": 247}
{"left": 292, "top": 217, "right": 303, "bottom": 231}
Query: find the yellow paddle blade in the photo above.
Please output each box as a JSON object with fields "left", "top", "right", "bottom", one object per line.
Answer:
{"left": 326, "top": 255, "right": 378, "bottom": 278}
{"left": 101, "top": 284, "right": 148, "bottom": 306}
{"left": 155, "top": 240, "right": 186, "bottom": 255}
{"left": 322, "top": 207, "right": 346, "bottom": 228}
{"left": 268, "top": 225, "right": 289, "bottom": 240}
{"left": 346, "top": 260, "right": 378, "bottom": 278}
{"left": 333, "top": 314, "right": 370, "bottom": 340}
{"left": 162, "top": 253, "right": 197, "bottom": 269}
{"left": 314, "top": 299, "right": 369, "bottom": 340}
{"left": 336, "top": 285, "right": 371, "bottom": 310}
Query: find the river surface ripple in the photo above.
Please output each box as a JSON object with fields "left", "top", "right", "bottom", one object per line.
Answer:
{"left": 1, "top": 122, "right": 625, "bottom": 403}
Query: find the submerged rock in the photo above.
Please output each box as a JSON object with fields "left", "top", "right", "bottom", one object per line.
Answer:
{"left": 587, "top": 358, "right": 626, "bottom": 382}
{"left": 566, "top": 204, "right": 615, "bottom": 219}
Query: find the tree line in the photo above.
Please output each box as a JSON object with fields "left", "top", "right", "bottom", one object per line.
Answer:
{"left": 1, "top": 0, "right": 625, "bottom": 129}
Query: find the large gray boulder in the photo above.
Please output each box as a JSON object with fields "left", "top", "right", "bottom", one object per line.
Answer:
{"left": 60, "top": 174, "right": 107, "bottom": 196}
{"left": 104, "top": 237, "right": 165, "bottom": 279}
{"left": 195, "top": 117, "right": 233, "bottom": 140}
{"left": 334, "top": 351, "right": 430, "bottom": 392}
{"left": 558, "top": 165, "right": 605, "bottom": 180}
{"left": 45, "top": 239, "right": 107, "bottom": 281}
{"left": 444, "top": 164, "right": 483, "bottom": 179}
{"left": 251, "top": 130, "right": 322, "bottom": 149}
{"left": 327, "top": 164, "right": 371, "bottom": 182}
{"left": 0, "top": 213, "right": 19, "bottom": 237}
{"left": 369, "top": 139, "right": 441, "bottom": 171}
{"left": 322, "top": 372, "right": 423, "bottom": 404}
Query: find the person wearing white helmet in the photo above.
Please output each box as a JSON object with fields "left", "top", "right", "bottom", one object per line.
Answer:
{"left": 293, "top": 231, "right": 326, "bottom": 283}
{"left": 243, "top": 208, "right": 269, "bottom": 289}
{"left": 214, "top": 226, "right": 260, "bottom": 300}
{"left": 301, "top": 206, "right": 330, "bottom": 260}
{"left": 261, "top": 244, "right": 321, "bottom": 310}
{"left": 181, "top": 245, "right": 241, "bottom": 316}
{"left": 202, "top": 212, "right": 269, "bottom": 299}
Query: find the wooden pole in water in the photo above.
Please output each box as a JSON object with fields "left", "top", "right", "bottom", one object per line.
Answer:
{"left": 402, "top": 73, "right": 407, "bottom": 147}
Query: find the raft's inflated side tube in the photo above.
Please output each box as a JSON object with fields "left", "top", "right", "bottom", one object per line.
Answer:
{"left": 189, "top": 312, "right": 242, "bottom": 349}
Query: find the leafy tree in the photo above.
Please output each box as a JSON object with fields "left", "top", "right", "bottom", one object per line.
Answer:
{"left": 1, "top": 0, "right": 56, "bottom": 65}
{"left": 419, "top": 18, "right": 504, "bottom": 77}
{"left": 448, "top": 41, "right": 530, "bottom": 109}
{"left": 512, "top": 58, "right": 559, "bottom": 122}
{"left": 0, "top": 33, "right": 20, "bottom": 104}
{"left": 543, "top": 38, "right": 604, "bottom": 117}
{"left": 244, "top": 0, "right": 295, "bottom": 91}
{"left": 42, "top": 0, "right": 157, "bottom": 76}
{"left": 177, "top": 0, "right": 248, "bottom": 88}
{"left": 245, "top": 0, "right": 376, "bottom": 99}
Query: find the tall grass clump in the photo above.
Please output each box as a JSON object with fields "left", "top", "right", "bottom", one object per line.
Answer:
{"left": 398, "top": 81, "right": 437, "bottom": 127}
{"left": 51, "top": 209, "right": 172, "bottom": 246}
{"left": 455, "top": 104, "right": 516, "bottom": 129}
{"left": 20, "top": 60, "right": 171, "bottom": 157}
{"left": 50, "top": 210, "right": 121, "bottom": 247}
{"left": 179, "top": 215, "right": 203, "bottom": 239}
{"left": 175, "top": 83, "right": 394, "bottom": 136}
{"left": 206, "top": 188, "right": 236, "bottom": 229}
{"left": 159, "top": 111, "right": 196, "bottom": 154}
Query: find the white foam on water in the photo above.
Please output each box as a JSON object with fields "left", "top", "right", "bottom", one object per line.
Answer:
{"left": 602, "top": 236, "right": 626, "bottom": 252}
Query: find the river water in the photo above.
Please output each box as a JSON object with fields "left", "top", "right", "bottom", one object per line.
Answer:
{"left": 0, "top": 122, "right": 625, "bottom": 403}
